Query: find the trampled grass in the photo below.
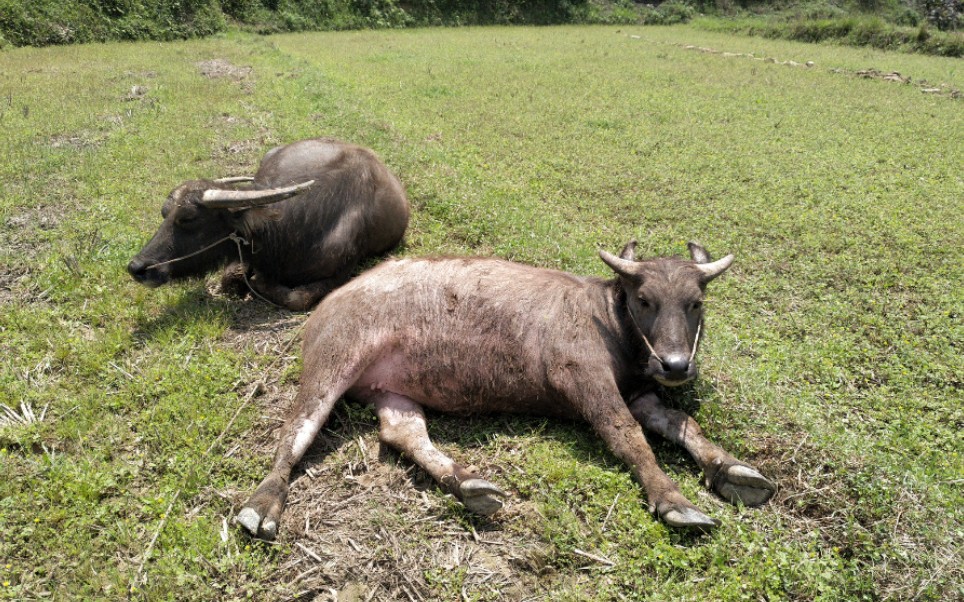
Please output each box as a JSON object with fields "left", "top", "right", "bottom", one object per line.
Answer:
{"left": 1, "top": 25, "right": 961, "bottom": 600}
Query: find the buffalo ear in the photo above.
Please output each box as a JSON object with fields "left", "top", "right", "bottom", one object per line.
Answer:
{"left": 233, "top": 206, "right": 281, "bottom": 233}
{"left": 599, "top": 249, "right": 639, "bottom": 279}
{"left": 619, "top": 239, "right": 638, "bottom": 261}
{"left": 687, "top": 241, "right": 712, "bottom": 264}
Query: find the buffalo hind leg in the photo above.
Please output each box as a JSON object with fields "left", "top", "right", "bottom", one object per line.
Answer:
{"left": 628, "top": 393, "right": 776, "bottom": 506}
{"left": 236, "top": 380, "right": 344, "bottom": 539}
{"left": 374, "top": 393, "right": 507, "bottom": 516}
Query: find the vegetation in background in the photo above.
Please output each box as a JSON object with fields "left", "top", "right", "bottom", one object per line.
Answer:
{"left": 0, "top": 0, "right": 961, "bottom": 55}
{"left": 1, "top": 24, "right": 961, "bottom": 600}
{"left": 693, "top": 0, "right": 964, "bottom": 56}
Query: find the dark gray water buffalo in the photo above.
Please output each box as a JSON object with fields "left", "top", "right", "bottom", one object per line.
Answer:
{"left": 127, "top": 138, "right": 410, "bottom": 310}
{"left": 236, "top": 241, "right": 776, "bottom": 539}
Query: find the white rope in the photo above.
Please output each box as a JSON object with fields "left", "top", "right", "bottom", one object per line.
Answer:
{"left": 144, "top": 233, "right": 284, "bottom": 308}
{"left": 143, "top": 233, "right": 240, "bottom": 270}
{"left": 229, "top": 234, "right": 284, "bottom": 308}
{"left": 688, "top": 322, "right": 702, "bottom": 364}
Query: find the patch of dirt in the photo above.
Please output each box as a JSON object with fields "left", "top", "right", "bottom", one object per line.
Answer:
{"left": 217, "top": 139, "right": 260, "bottom": 157}
{"left": 1, "top": 203, "right": 68, "bottom": 279}
{"left": 197, "top": 59, "right": 253, "bottom": 81}
{"left": 123, "top": 85, "right": 150, "bottom": 102}
{"left": 0, "top": 266, "right": 33, "bottom": 306}
{"left": 229, "top": 417, "right": 554, "bottom": 601}
{"left": 5, "top": 204, "right": 64, "bottom": 233}
{"left": 48, "top": 131, "right": 104, "bottom": 151}
{"left": 209, "top": 139, "right": 263, "bottom": 174}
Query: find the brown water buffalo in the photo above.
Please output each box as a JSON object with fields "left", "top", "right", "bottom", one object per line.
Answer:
{"left": 127, "top": 138, "right": 410, "bottom": 310}
{"left": 236, "top": 241, "right": 776, "bottom": 539}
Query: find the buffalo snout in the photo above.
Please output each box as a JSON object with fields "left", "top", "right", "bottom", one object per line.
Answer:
{"left": 648, "top": 352, "right": 697, "bottom": 387}
{"left": 127, "top": 256, "right": 167, "bottom": 288}
{"left": 660, "top": 353, "right": 691, "bottom": 378}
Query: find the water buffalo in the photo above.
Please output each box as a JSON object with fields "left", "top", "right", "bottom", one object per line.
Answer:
{"left": 236, "top": 241, "right": 776, "bottom": 539}
{"left": 127, "top": 138, "right": 410, "bottom": 310}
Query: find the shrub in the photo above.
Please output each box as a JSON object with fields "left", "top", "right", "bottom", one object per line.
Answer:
{"left": 647, "top": 1, "right": 697, "bottom": 25}
{"left": 0, "top": 0, "right": 224, "bottom": 46}
{"left": 918, "top": 0, "right": 962, "bottom": 30}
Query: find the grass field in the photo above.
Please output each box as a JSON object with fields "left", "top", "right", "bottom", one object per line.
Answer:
{"left": 1, "top": 24, "right": 961, "bottom": 601}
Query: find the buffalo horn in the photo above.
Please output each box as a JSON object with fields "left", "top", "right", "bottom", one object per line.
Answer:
{"left": 200, "top": 180, "right": 315, "bottom": 209}
{"left": 599, "top": 249, "right": 639, "bottom": 278}
{"left": 694, "top": 254, "right": 734, "bottom": 282}
{"left": 212, "top": 176, "right": 255, "bottom": 185}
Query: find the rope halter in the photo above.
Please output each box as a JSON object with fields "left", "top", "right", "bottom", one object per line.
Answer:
{"left": 626, "top": 303, "right": 702, "bottom": 367}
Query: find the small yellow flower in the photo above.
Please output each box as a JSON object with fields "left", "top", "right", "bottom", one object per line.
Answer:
{"left": 33, "top": 518, "right": 40, "bottom": 523}
{"left": 3, "top": 580, "right": 10, "bottom": 587}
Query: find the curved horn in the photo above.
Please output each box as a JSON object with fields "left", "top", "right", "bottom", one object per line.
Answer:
{"left": 619, "top": 239, "right": 637, "bottom": 261}
{"left": 200, "top": 180, "right": 315, "bottom": 209}
{"left": 694, "top": 254, "right": 734, "bottom": 282}
{"left": 212, "top": 176, "right": 255, "bottom": 185}
{"left": 599, "top": 249, "right": 638, "bottom": 279}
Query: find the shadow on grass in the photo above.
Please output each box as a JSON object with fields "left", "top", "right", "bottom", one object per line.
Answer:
{"left": 129, "top": 279, "right": 299, "bottom": 345}
{"left": 280, "top": 381, "right": 725, "bottom": 540}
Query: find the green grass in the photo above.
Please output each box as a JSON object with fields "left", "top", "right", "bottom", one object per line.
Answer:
{"left": 1, "top": 25, "right": 962, "bottom": 600}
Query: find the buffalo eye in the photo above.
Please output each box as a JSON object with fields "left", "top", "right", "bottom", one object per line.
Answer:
{"left": 690, "top": 301, "right": 703, "bottom": 311}
{"left": 175, "top": 211, "right": 199, "bottom": 227}
{"left": 637, "top": 297, "right": 651, "bottom": 309}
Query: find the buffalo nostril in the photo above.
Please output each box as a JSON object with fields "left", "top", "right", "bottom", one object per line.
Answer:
{"left": 128, "top": 258, "right": 149, "bottom": 278}
{"left": 661, "top": 354, "right": 690, "bottom": 375}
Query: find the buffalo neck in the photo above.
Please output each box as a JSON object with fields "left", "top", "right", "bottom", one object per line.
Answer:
{"left": 591, "top": 278, "right": 651, "bottom": 394}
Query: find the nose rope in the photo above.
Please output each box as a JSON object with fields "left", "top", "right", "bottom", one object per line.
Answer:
{"left": 143, "top": 233, "right": 245, "bottom": 271}
{"left": 627, "top": 305, "right": 702, "bottom": 367}
{"left": 141, "top": 233, "right": 282, "bottom": 308}
{"left": 688, "top": 322, "right": 702, "bottom": 364}
{"left": 229, "top": 235, "right": 283, "bottom": 308}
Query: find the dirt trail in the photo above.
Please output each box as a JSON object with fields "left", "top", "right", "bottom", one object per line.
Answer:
{"left": 675, "top": 42, "right": 961, "bottom": 99}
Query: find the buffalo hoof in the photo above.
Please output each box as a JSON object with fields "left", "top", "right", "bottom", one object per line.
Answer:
{"left": 710, "top": 461, "right": 776, "bottom": 507}
{"left": 458, "top": 478, "right": 508, "bottom": 516}
{"left": 235, "top": 476, "right": 288, "bottom": 540}
{"left": 659, "top": 505, "right": 719, "bottom": 531}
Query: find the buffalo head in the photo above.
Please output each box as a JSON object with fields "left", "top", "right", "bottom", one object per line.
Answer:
{"left": 600, "top": 241, "right": 733, "bottom": 387}
{"left": 127, "top": 177, "right": 313, "bottom": 287}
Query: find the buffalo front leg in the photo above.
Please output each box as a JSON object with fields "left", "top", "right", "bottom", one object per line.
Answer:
{"left": 219, "top": 260, "right": 250, "bottom": 298}
{"left": 556, "top": 365, "right": 719, "bottom": 530}
{"left": 374, "top": 393, "right": 507, "bottom": 516}
{"left": 589, "top": 405, "right": 720, "bottom": 530}
{"left": 628, "top": 393, "right": 776, "bottom": 506}
{"left": 236, "top": 386, "right": 341, "bottom": 539}
{"left": 248, "top": 270, "right": 350, "bottom": 311}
